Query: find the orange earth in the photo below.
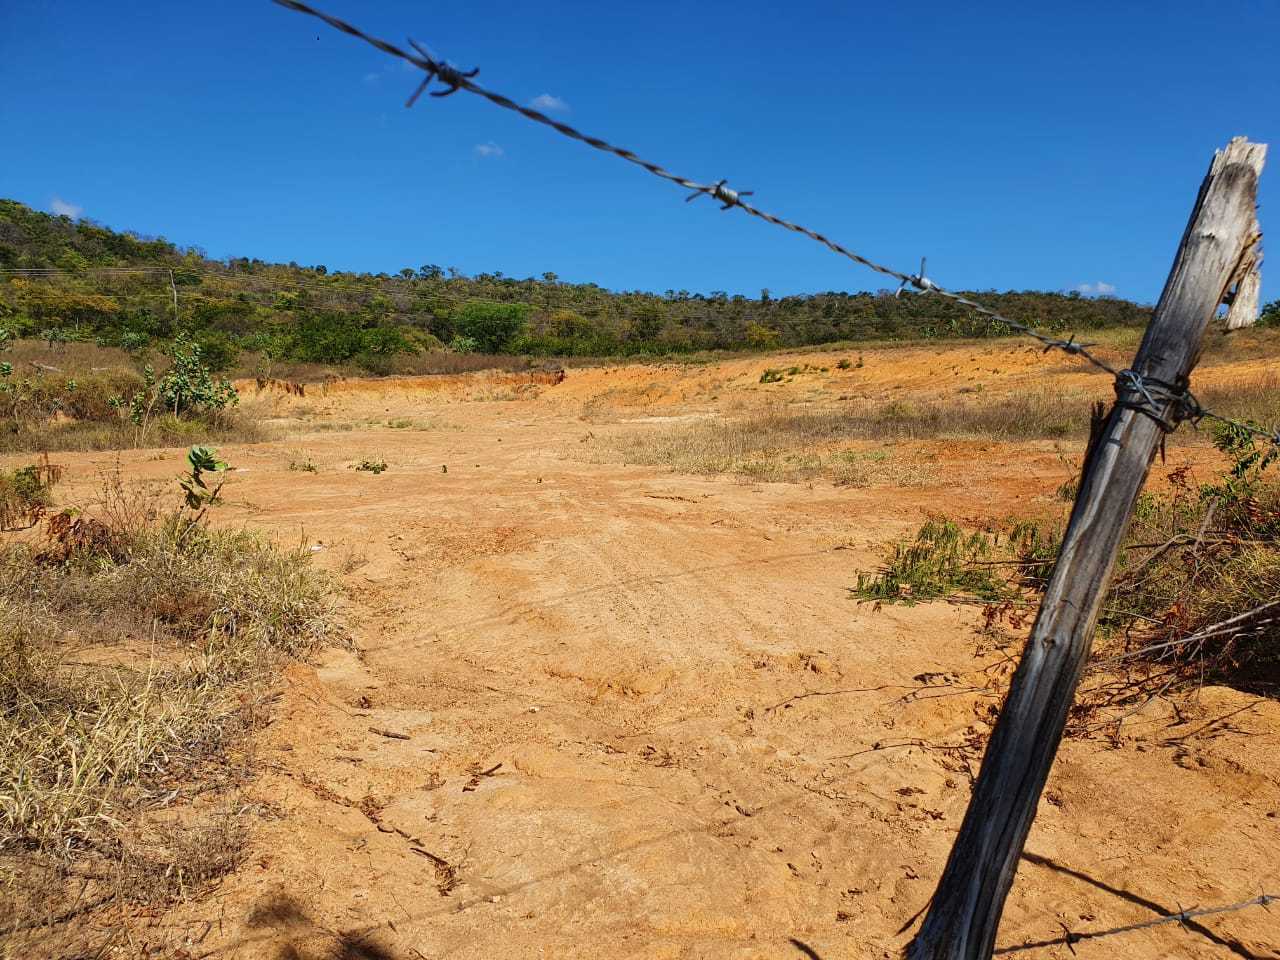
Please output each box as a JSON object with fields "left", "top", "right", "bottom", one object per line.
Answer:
{"left": 14, "top": 339, "right": 1280, "bottom": 959}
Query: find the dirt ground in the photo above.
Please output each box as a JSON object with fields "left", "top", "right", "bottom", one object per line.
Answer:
{"left": 18, "top": 340, "right": 1280, "bottom": 959}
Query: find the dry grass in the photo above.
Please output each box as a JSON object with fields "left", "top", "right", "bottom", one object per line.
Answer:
{"left": 600, "top": 406, "right": 936, "bottom": 486}
{"left": 0, "top": 341, "right": 269, "bottom": 453}
{"left": 1, "top": 339, "right": 138, "bottom": 373}
{"left": 0, "top": 457, "right": 61, "bottom": 531}
{"left": 856, "top": 443, "right": 1280, "bottom": 699}
{"left": 599, "top": 370, "right": 1280, "bottom": 488}
{"left": 236, "top": 349, "right": 576, "bottom": 383}
{"left": 0, "top": 470, "right": 341, "bottom": 948}
{"left": 1194, "top": 372, "right": 1280, "bottom": 431}
{"left": 849, "top": 375, "right": 1278, "bottom": 443}
{"left": 1, "top": 410, "right": 269, "bottom": 454}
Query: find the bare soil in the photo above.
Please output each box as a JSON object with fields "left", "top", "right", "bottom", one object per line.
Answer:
{"left": 12, "top": 340, "right": 1280, "bottom": 959}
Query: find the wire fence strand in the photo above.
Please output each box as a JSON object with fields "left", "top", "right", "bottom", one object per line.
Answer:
{"left": 994, "top": 892, "right": 1277, "bottom": 954}
{"left": 285, "top": 3, "right": 1277, "bottom": 449}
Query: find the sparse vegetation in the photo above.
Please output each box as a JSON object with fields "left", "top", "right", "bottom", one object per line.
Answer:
{"left": 0, "top": 464, "right": 341, "bottom": 947}
{"left": 354, "top": 458, "right": 388, "bottom": 474}
{"left": 854, "top": 422, "right": 1280, "bottom": 690}
{"left": 852, "top": 519, "right": 1011, "bottom": 604}
{"left": 0, "top": 332, "right": 261, "bottom": 453}
{"left": 0, "top": 456, "right": 61, "bottom": 530}
{"left": 289, "top": 456, "right": 318, "bottom": 473}
{"left": 600, "top": 406, "right": 935, "bottom": 486}
{"left": 603, "top": 373, "right": 1280, "bottom": 486}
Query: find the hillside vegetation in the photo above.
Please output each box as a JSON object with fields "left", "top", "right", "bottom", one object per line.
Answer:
{"left": 0, "top": 198, "right": 1158, "bottom": 373}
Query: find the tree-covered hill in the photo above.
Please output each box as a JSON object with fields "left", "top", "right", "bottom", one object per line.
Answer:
{"left": 0, "top": 198, "right": 1153, "bottom": 372}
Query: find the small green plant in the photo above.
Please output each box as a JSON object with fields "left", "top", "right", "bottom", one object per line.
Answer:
{"left": 119, "top": 330, "right": 150, "bottom": 353}
{"left": 289, "top": 457, "right": 318, "bottom": 473}
{"left": 1201, "top": 419, "right": 1278, "bottom": 502}
{"left": 836, "top": 358, "right": 852, "bottom": 370}
{"left": 759, "top": 368, "right": 784, "bottom": 384}
{"left": 158, "top": 335, "right": 239, "bottom": 417}
{"left": 179, "top": 445, "right": 230, "bottom": 510}
{"left": 40, "top": 327, "right": 70, "bottom": 352}
{"left": 354, "top": 458, "right": 388, "bottom": 474}
{"left": 109, "top": 363, "right": 158, "bottom": 435}
{"left": 0, "top": 456, "right": 62, "bottom": 530}
{"left": 853, "top": 519, "right": 1011, "bottom": 605}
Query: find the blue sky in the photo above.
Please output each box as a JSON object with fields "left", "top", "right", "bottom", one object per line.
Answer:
{"left": 2, "top": 1, "right": 1276, "bottom": 303}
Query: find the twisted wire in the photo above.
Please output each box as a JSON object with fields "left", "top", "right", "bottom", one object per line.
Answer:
{"left": 273, "top": 0, "right": 1275, "bottom": 447}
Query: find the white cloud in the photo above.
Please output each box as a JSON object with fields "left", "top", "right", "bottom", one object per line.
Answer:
{"left": 474, "top": 141, "right": 504, "bottom": 158}
{"left": 529, "top": 93, "right": 569, "bottom": 113}
{"left": 1076, "top": 281, "right": 1116, "bottom": 296}
{"left": 50, "top": 196, "right": 83, "bottom": 219}
{"left": 364, "top": 60, "right": 416, "bottom": 84}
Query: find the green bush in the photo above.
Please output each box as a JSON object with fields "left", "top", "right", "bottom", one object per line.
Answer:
{"left": 193, "top": 331, "right": 240, "bottom": 372}
{"left": 156, "top": 336, "right": 238, "bottom": 416}
{"left": 453, "top": 301, "right": 529, "bottom": 353}
{"left": 853, "top": 519, "right": 1010, "bottom": 604}
{"left": 855, "top": 430, "right": 1280, "bottom": 685}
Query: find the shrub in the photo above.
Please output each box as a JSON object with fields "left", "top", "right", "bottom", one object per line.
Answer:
{"left": 193, "top": 330, "right": 240, "bottom": 371}
{"left": 449, "top": 335, "right": 480, "bottom": 354}
{"left": 855, "top": 427, "right": 1280, "bottom": 688}
{"left": 0, "top": 456, "right": 62, "bottom": 530}
{"left": 745, "top": 322, "right": 781, "bottom": 349}
{"left": 453, "top": 301, "right": 529, "bottom": 354}
{"left": 853, "top": 519, "right": 1011, "bottom": 604}
{"left": 156, "top": 335, "right": 238, "bottom": 416}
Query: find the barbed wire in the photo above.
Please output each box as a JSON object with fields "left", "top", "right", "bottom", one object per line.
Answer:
{"left": 272, "top": 1, "right": 1278, "bottom": 450}
{"left": 994, "top": 892, "right": 1276, "bottom": 954}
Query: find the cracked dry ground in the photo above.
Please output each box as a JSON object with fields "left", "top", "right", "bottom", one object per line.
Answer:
{"left": 32, "top": 343, "right": 1280, "bottom": 958}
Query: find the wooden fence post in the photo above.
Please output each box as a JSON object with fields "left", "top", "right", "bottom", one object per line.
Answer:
{"left": 906, "top": 137, "right": 1267, "bottom": 960}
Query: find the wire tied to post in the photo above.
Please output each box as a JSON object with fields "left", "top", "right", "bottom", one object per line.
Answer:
{"left": 1113, "top": 369, "right": 1207, "bottom": 433}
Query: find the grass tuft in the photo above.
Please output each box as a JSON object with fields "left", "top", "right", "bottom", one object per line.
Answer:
{"left": 852, "top": 519, "right": 1011, "bottom": 604}
{"left": 0, "top": 470, "right": 341, "bottom": 942}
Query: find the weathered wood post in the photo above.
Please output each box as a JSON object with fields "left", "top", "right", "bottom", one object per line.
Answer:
{"left": 907, "top": 137, "right": 1266, "bottom": 960}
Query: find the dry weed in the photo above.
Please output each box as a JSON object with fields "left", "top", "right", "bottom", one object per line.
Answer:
{"left": 0, "top": 471, "right": 342, "bottom": 944}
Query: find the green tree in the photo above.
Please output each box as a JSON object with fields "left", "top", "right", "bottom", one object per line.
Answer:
{"left": 454, "top": 301, "right": 528, "bottom": 353}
